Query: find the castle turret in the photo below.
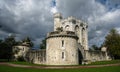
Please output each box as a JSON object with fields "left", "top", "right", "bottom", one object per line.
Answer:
{"left": 54, "top": 13, "right": 62, "bottom": 31}
{"left": 81, "top": 23, "right": 88, "bottom": 50}
{"left": 46, "top": 31, "right": 79, "bottom": 65}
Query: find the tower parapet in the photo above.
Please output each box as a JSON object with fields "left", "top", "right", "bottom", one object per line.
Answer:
{"left": 47, "top": 31, "right": 78, "bottom": 39}
{"left": 54, "top": 13, "right": 62, "bottom": 19}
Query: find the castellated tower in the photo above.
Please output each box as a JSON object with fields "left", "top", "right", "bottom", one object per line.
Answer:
{"left": 46, "top": 13, "right": 88, "bottom": 65}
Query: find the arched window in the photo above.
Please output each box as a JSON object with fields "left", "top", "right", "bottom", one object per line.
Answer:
{"left": 75, "top": 25, "right": 79, "bottom": 36}
{"left": 65, "top": 25, "right": 70, "bottom": 31}
{"left": 82, "top": 28, "right": 85, "bottom": 44}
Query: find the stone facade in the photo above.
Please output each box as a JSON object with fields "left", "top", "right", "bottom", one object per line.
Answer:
{"left": 26, "top": 49, "right": 46, "bottom": 64}
{"left": 46, "top": 31, "right": 79, "bottom": 65}
{"left": 53, "top": 13, "right": 88, "bottom": 50}
{"left": 12, "top": 42, "right": 30, "bottom": 61}
{"left": 13, "top": 13, "right": 112, "bottom": 65}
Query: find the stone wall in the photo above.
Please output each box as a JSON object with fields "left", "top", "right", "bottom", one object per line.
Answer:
{"left": 84, "top": 50, "right": 111, "bottom": 64}
{"left": 27, "top": 49, "right": 46, "bottom": 64}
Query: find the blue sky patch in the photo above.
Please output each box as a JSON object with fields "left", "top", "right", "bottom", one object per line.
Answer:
{"left": 51, "top": 0, "right": 56, "bottom": 7}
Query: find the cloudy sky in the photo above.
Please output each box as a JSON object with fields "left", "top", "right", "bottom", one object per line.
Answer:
{"left": 0, "top": 0, "right": 120, "bottom": 48}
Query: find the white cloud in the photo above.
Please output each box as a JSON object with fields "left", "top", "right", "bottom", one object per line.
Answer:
{"left": 51, "top": 6, "right": 57, "bottom": 13}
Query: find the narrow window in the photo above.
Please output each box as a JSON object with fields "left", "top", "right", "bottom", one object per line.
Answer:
{"left": 23, "top": 48, "right": 24, "bottom": 51}
{"left": 62, "top": 40, "right": 64, "bottom": 47}
{"left": 47, "top": 43, "right": 49, "bottom": 49}
{"left": 62, "top": 52, "right": 64, "bottom": 59}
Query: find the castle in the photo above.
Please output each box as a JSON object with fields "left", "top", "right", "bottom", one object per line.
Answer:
{"left": 13, "top": 13, "right": 111, "bottom": 65}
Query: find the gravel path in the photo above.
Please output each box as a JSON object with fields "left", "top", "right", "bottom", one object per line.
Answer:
{"left": 0, "top": 62, "right": 120, "bottom": 69}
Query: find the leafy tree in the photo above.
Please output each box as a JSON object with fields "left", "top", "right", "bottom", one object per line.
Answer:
{"left": 0, "top": 36, "right": 34, "bottom": 61}
{"left": 40, "top": 38, "right": 46, "bottom": 49}
{"left": 0, "top": 36, "right": 17, "bottom": 61}
{"left": 91, "top": 45, "right": 100, "bottom": 50}
{"left": 22, "top": 37, "right": 33, "bottom": 47}
{"left": 104, "top": 28, "right": 120, "bottom": 59}
{"left": 0, "top": 39, "right": 2, "bottom": 43}
{"left": 22, "top": 37, "right": 31, "bottom": 42}
{"left": 0, "top": 39, "right": 4, "bottom": 59}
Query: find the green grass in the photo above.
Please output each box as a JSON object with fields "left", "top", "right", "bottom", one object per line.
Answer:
{"left": 0, "top": 65, "right": 120, "bottom": 72}
{"left": 1, "top": 60, "right": 120, "bottom": 72}
{"left": 0, "top": 59, "right": 9, "bottom": 62}
{"left": 9, "top": 61, "right": 45, "bottom": 66}
{"left": 88, "top": 60, "right": 120, "bottom": 65}
{"left": 9, "top": 60, "right": 120, "bottom": 66}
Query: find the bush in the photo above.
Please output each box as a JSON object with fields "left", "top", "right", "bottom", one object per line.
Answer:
{"left": 17, "top": 56, "right": 25, "bottom": 61}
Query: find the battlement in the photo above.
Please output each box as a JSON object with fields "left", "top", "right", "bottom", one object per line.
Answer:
{"left": 54, "top": 13, "right": 62, "bottom": 19}
{"left": 47, "top": 31, "right": 78, "bottom": 39}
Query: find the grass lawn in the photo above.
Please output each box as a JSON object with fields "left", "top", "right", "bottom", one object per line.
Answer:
{"left": 0, "top": 60, "right": 120, "bottom": 72}
{"left": 0, "top": 65, "right": 120, "bottom": 72}
{"left": 0, "top": 59, "right": 10, "bottom": 62}
{"left": 9, "top": 60, "right": 120, "bottom": 66}
{"left": 9, "top": 61, "right": 46, "bottom": 66}
{"left": 88, "top": 60, "right": 120, "bottom": 65}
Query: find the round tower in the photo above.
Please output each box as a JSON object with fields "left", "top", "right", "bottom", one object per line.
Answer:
{"left": 46, "top": 31, "right": 79, "bottom": 65}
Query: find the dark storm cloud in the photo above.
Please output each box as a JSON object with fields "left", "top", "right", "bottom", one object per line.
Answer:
{"left": 0, "top": 0, "right": 53, "bottom": 48}
{"left": 56, "top": 0, "right": 120, "bottom": 47}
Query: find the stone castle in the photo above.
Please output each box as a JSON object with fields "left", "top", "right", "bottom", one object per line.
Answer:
{"left": 13, "top": 13, "right": 111, "bottom": 65}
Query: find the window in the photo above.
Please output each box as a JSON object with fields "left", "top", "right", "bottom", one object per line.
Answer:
{"left": 23, "top": 48, "right": 24, "bottom": 51}
{"left": 75, "top": 25, "right": 79, "bottom": 35}
{"left": 65, "top": 25, "right": 70, "bottom": 31}
{"left": 72, "top": 20, "right": 76, "bottom": 24}
{"left": 62, "top": 40, "right": 64, "bottom": 47}
{"left": 62, "top": 52, "right": 64, "bottom": 59}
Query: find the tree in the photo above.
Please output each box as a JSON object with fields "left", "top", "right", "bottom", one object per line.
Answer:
{"left": 22, "top": 37, "right": 33, "bottom": 47}
{"left": 0, "top": 36, "right": 17, "bottom": 61}
{"left": 40, "top": 38, "right": 46, "bottom": 49}
{"left": 0, "top": 39, "right": 4, "bottom": 59}
{"left": 0, "top": 39, "right": 2, "bottom": 43}
{"left": 104, "top": 28, "right": 120, "bottom": 59}
{"left": 91, "top": 45, "right": 100, "bottom": 50}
